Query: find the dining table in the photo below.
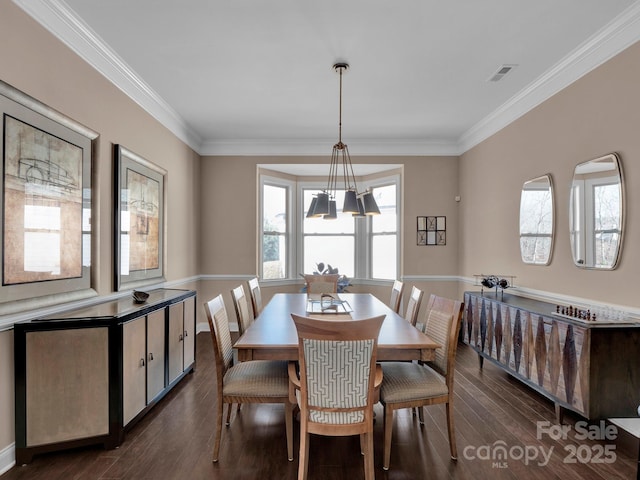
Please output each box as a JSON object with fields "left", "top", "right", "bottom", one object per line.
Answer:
{"left": 234, "top": 293, "right": 440, "bottom": 362}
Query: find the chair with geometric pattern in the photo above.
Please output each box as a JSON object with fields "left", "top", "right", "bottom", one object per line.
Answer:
{"left": 379, "top": 294, "right": 464, "bottom": 470}
{"left": 204, "top": 294, "right": 294, "bottom": 463}
{"left": 288, "top": 314, "right": 385, "bottom": 480}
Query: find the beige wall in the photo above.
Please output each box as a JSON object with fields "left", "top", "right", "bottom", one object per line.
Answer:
{"left": 459, "top": 41, "right": 640, "bottom": 308}
{"left": 0, "top": 2, "right": 200, "bottom": 459}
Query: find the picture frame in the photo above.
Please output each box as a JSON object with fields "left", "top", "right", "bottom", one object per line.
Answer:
{"left": 417, "top": 215, "right": 446, "bottom": 246}
{"left": 0, "top": 80, "right": 98, "bottom": 314}
{"left": 114, "top": 145, "right": 166, "bottom": 291}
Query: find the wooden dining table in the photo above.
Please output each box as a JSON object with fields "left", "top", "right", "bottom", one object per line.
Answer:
{"left": 234, "top": 293, "right": 440, "bottom": 362}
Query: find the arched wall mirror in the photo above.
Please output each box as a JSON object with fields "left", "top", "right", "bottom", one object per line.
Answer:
{"left": 519, "top": 174, "right": 554, "bottom": 265}
{"left": 570, "top": 153, "right": 624, "bottom": 269}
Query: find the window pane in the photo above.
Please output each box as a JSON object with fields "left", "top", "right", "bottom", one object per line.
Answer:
{"left": 372, "top": 184, "right": 396, "bottom": 232}
{"left": 263, "top": 233, "right": 286, "bottom": 279}
{"left": 303, "top": 235, "right": 354, "bottom": 277}
{"left": 263, "top": 184, "right": 287, "bottom": 233}
{"left": 372, "top": 235, "right": 397, "bottom": 279}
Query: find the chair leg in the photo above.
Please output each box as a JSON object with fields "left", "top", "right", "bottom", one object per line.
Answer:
{"left": 446, "top": 401, "right": 457, "bottom": 460}
{"left": 383, "top": 404, "right": 394, "bottom": 470}
{"left": 298, "top": 428, "right": 310, "bottom": 480}
{"left": 225, "top": 402, "right": 232, "bottom": 426}
{"left": 364, "top": 431, "right": 375, "bottom": 480}
{"left": 285, "top": 401, "right": 294, "bottom": 461}
{"left": 213, "top": 400, "right": 224, "bottom": 462}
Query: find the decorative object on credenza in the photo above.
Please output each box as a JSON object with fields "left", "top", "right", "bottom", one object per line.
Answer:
{"left": 114, "top": 145, "right": 166, "bottom": 291}
{"left": 474, "top": 274, "right": 515, "bottom": 300}
{"left": 417, "top": 216, "right": 446, "bottom": 245}
{"left": 132, "top": 290, "right": 150, "bottom": 303}
{"left": 0, "top": 79, "right": 98, "bottom": 313}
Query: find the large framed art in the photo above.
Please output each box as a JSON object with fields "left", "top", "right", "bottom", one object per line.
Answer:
{"left": 114, "top": 145, "right": 166, "bottom": 291}
{"left": 0, "top": 80, "right": 98, "bottom": 315}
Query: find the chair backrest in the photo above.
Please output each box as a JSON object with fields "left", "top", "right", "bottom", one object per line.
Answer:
{"left": 231, "top": 284, "right": 254, "bottom": 336}
{"left": 291, "top": 314, "right": 384, "bottom": 425}
{"left": 422, "top": 294, "right": 464, "bottom": 378}
{"left": 389, "top": 280, "right": 404, "bottom": 313}
{"left": 247, "top": 277, "right": 263, "bottom": 318}
{"left": 304, "top": 274, "right": 339, "bottom": 294}
{"left": 404, "top": 286, "right": 424, "bottom": 327}
{"left": 203, "top": 295, "right": 234, "bottom": 378}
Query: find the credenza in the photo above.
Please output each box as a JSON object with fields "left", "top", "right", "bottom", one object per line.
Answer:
{"left": 13, "top": 288, "right": 196, "bottom": 464}
{"left": 463, "top": 291, "right": 640, "bottom": 422}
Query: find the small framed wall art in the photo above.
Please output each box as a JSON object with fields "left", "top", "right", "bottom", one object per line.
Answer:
{"left": 417, "top": 216, "right": 446, "bottom": 245}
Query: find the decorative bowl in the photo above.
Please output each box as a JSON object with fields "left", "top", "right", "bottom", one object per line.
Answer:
{"left": 132, "top": 290, "right": 149, "bottom": 303}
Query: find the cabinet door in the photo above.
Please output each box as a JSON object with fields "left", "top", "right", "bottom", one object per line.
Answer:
{"left": 123, "top": 317, "right": 147, "bottom": 425}
{"left": 168, "top": 303, "right": 184, "bottom": 383}
{"left": 183, "top": 296, "right": 195, "bottom": 369}
{"left": 146, "top": 309, "right": 166, "bottom": 402}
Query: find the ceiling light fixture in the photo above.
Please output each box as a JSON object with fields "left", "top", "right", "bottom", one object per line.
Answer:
{"left": 307, "top": 63, "right": 380, "bottom": 219}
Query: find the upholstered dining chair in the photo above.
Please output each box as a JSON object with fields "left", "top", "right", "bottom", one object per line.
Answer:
{"left": 230, "top": 284, "right": 254, "bottom": 337}
{"left": 304, "top": 273, "right": 339, "bottom": 294}
{"left": 379, "top": 294, "right": 464, "bottom": 470}
{"left": 204, "top": 295, "right": 294, "bottom": 463}
{"left": 288, "top": 314, "right": 385, "bottom": 480}
{"left": 247, "top": 277, "right": 263, "bottom": 318}
{"left": 404, "top": 286, "right": 424, "bottom": 327}
{"left": 389, "top": 280, "right": 405, "bottom": 314}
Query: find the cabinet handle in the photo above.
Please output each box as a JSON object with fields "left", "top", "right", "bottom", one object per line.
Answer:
{"left": 179, "top": 334, "right": 183, "bottom": 342}
{"left": 148, "top": 352, "right": 154, "bottom": 362}
{"left": 184, "top": 330, "right": 188, "bottom": 337}
{"left": 139, "top": 358, "right": 145, "bottom": 367}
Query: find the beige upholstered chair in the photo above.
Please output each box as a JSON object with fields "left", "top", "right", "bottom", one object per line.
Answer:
{"left": 247, "top": 277, "right": 263, "bottom": 318}
{"left": 204, "top": 295, "right": 293, "bottom": 463}
{"left": 404, "top": 286, "right": 424, "bottom": 327}
{"left": 389, "top": 280, "right": 404, "bottom": 314}
{"left": 379, "top": 294, "right": 464, "bottom": 470}
{"left": 288, "top": 314, "right": 385, "bottom": 480}
{"left": 230, "top": 284, "right": 254, "bottom": 337}
{"left": 304, "top": 273, "right": 339, "bottom": 294}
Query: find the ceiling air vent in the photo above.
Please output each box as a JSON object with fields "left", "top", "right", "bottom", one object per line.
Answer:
{"left": 488, "top": 64, "right": 517, "bottom": 82}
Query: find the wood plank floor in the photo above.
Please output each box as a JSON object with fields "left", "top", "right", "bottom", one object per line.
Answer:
{"left": 2, "top": 332, "right": 637, "bottom": 480}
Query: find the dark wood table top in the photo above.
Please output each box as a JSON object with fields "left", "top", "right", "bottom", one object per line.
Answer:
{"left": 235, "top": 293, "right": 440, "bottom": 362}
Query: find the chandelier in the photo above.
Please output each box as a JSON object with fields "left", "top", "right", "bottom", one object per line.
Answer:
{"left": 306, "top": 63, "right": 380, "bottom": 219}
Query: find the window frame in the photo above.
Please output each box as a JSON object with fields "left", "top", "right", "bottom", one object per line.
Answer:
{"left": 259, "top": 171, "right": 401, "bottom": 283}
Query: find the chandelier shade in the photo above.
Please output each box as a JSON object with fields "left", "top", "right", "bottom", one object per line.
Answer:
{"left": 307, "top": 62, "right": 380, "bottom": 220}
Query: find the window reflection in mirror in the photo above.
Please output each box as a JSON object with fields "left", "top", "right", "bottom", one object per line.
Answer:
{"left": 570, "top": 153, "right": 624, "bottom": 269}
{"left": 520, "top": 174, "right": 554, "bottom": 265}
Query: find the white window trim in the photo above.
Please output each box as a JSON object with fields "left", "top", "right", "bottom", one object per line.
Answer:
{"left": 259, "top": 172, "right": 400, "bottom": 283}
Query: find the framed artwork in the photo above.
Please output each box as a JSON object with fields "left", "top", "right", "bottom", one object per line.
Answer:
{"left": 114, "top": 145, "right": 166, "bottom": 291}
{"left": 417, "top": 215, "right": 446, "bottom": 245}
{"left": 0, "top": 80, "right": 98, "bottom": 313}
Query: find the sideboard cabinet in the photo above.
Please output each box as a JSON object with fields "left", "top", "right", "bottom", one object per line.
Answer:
{"left": 463, "top": 291, "right": 640, "bottom": 421}
{"left": 14, "top": 289, "right": 196, "bottom": 464}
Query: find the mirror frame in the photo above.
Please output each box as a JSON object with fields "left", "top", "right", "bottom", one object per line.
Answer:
{"left": 519, "top": 174, "right": 555, "bottom": 266}
{"left": 569, "top": 152, "right": 625, "bottom": 270}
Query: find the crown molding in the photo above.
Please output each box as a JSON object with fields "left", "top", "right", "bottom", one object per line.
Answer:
{"left": 459, "top": 2, "right": 640, "bottom": 153}
{"left": 13, "top": 0, "right": 640, "bottom": 157}
{"left": 12, "top": 0, "right": 203, "bottom": 152}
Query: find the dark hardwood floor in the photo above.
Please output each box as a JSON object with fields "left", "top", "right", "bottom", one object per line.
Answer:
{"left": 2, "top": 332, "right": 637, "bottom": 479}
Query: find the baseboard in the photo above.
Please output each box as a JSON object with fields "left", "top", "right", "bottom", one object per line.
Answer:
{"left": 0, "top": 442, "right": 15, "bottom": 475}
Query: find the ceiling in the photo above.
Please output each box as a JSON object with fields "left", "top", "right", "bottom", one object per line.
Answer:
{"left": 14, "top": 0, "right": 640, "bottom": 156}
